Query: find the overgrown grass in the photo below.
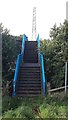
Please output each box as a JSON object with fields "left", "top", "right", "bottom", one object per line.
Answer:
{"left": 2, "top": 93, "right": 68, "bottom": 119}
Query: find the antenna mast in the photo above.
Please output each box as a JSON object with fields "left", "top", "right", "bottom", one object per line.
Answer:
{"left": 32, "top": 7, "right": 36, "bottom": 40}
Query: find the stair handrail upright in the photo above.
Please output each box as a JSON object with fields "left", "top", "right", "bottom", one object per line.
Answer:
{"left": 13, "top": 34, "right": 28, "bottom": 96}
{"left": 36, "top": 34, "right": 46, "bottom": 95}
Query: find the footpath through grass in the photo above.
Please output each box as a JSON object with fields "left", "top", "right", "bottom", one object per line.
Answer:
{"left": 2, "top": 93, "right": 68, "bottom": 119}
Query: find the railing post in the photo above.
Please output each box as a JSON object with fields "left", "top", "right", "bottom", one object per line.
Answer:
{"left": 65, "top": 62, "right": 67, "bottom": 94}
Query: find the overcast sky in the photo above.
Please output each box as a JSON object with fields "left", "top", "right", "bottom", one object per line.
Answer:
{"left": 0, "top": 0, "right": 67, "bottom": 40}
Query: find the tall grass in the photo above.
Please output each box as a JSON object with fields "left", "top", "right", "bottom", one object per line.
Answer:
{"left": 2, "top": 94, "right": 68, "bottom": 119}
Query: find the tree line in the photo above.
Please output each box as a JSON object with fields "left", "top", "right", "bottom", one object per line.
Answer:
{"left": 40, "top": 20, "right": 68, "bottom": 88}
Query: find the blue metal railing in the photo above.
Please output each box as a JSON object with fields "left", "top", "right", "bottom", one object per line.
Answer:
{"left": 40, "top": 54, "right": 46, "bottom": 95}
{"left": 37, "top": 34, "right": 40, "bottom": 62}
{"left": 21, "top": 34, "right": 28, "bottom": 54}
{"left": 13, "top": 54, "right": 22, "bottom": 96}
{"left": 13, "top": 34, "right": 28, "bottom": 96}
{"left": 36, "top": 34, "right": 46, "bottom": 95}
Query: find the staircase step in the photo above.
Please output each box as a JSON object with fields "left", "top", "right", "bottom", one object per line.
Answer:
{"left": 18, "top": 80, "right": 41, "bottom": 84}
{"left": 17, "top": 83, "right": 41, "bottom": 87}
{"left": 18, "top": 75, "right": 41, "bottom": 78}
{"left": 22, "top": 63, "right": 40, "bottom": 67}
{"left": 18, "top": 78, "right": 41, "bottom": 81}
{"left": 16, "top": 86, "right": 41, "bottom": 91}
{"left": 19, "top": 70, "right": 40, "bottom": 73}
{"left": 20, "top": 67, "right": 40, "bottom": 69}
{"left": 18, "top": 74, "right": 41, "bottom": 78}
{"left": 17, "top": 90, "right": 41, "bottom": 94}
{"left": 17, "top": 93, "right": 41, "bottom": 97}
{"left": 19, "top": 75, "right": 41, "bottom": 78}
{"left": 19, "top": 72, "right": 40, "bottom": 75}
{"left": 17, "top": 87, "right": 41, "bottom": 90}
{"left": 19, "top": 68, "right": 40, "bottom": 72}
{"left": 18, "top": 79, "right": 41, "bottom": 82}
{"left": 24, "top": 60, "right": 38, "bottom": 62}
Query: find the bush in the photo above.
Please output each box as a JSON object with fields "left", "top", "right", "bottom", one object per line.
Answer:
{"left": 2, "top": 95, "right": 67, "bottom": 119}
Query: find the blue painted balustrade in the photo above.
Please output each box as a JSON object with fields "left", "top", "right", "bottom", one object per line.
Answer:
{"left": 13, "top": 34, "right": 28, "bottom": 96}
{"left": 13, "top": 54, "right": 22, "bottom": 96}
{"left": 37, "top": 34, "right": 46, "bottom": 95}
{"left": 21, "top": 34, "right": 28, "bottom": 54}
{"left": 40, "top": 54, "right": 46, "bottom": 95}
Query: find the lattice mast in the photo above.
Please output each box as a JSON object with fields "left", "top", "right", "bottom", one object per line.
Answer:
{"left": 32, "top": 7, "right": 36, "bottom": 40}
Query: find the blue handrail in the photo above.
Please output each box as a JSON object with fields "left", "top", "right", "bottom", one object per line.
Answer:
{"left": 13, "top": 34, "right": 28, "bottom": 96}
{"left": 37, "top": 34, "right": 40, "bottom": 61}
{"left": 13, "top": 54, "right": 22, "bottom": 96}
{"left": 36, "top": 34, "right": 46, "bottom": 95}
{"left": 40, "top": 54, "right": 46, "bottom": 95}
{"left": 21, "top": 34, "right": 28, "bottom": 54}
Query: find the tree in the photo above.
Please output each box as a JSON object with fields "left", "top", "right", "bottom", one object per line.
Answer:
{"left": 2, "top": 25, "right": 21, "bottom": 88}
{"left": 40, "top": 20, "right": 68, "bottom": 88}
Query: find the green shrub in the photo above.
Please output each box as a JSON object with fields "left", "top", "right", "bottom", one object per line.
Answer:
{"left": 2, "top": 95, "right": 67, "bottom": 119}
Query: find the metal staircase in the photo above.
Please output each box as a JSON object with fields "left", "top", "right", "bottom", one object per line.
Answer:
{"left": 16, "top": 63, "right": 41, "bottom": 97}
{"left": 23, "top": 41, "right": 38, "bottom": 63}
{"left": 13, "top": 34, "right": 46, "bottom": 97}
